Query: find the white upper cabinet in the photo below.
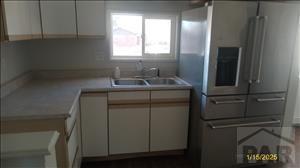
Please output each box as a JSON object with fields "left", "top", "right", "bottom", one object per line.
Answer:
{"left": 40, "top": 0, "right": 77, "bottom": 38}
{"left": 3, "top": 0, "right": 42, "bottom": 41}
{"left": 76, "top": 0, "right": 106, "bottom": 38}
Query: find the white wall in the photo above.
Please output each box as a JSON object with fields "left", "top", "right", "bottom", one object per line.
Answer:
{"left": 284, "top": 14, "right": 300, "bottom": 126}
{"left": 294, "top": 86, "right": 300, "bottom": 124}
{"left": 0, "top": 41, "right": 31, "bottom": 85}
{"left": 293, "top": 17, "right": 300, "bottom": 124}
{"left": 291, "top": 14, "right": 300, "bottom": 124}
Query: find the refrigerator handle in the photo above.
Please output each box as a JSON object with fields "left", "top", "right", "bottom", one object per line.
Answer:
{"left": 253, "top": 16, "right": 268, "bottom": 83}
{"left": 256, "top": 97, "right": 285, "bottom": 102}
{"left": 211, "top": 99, "right": 245, "bottom": 105}
{"left": 245, "top": 17, "right": 258, "bottom": 83}
{"left": 245, "top": 16, "right": 268, "bottom": 84}
{"left": 208, "top": 119, "right": 281, "bottom": 129}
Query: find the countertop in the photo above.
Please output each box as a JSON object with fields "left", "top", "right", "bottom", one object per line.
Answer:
{"left": 1, "top": 77, "right": 192, "bottom": 121}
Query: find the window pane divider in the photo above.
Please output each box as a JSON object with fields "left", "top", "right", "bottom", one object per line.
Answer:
{"left": 142, "top": 16, "right": 145, "bottom": 56}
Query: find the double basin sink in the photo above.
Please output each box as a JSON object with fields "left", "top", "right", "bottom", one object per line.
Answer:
{"left": 111, "top": 77, "right": 185, "bottom": 87}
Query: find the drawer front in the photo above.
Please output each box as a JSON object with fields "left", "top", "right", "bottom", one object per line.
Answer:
{"left": 246, "top": 93, "right": 286, "bottom": 117}
{"left": 200, "top": 117, "right": 281, "bottom": 168}
{"left": 66, "top": 102, "right": 79, "bottom": 136}
{"left": 67, "top": 123, "right": 78, "bottom": 167}
{"left": 201, "top": 95, "right": 246, "bottom": 120}
{"left": 151, "top": 90, "right": 190, "bottom": 103}
{"left": 108, "top": 91, "right": 150, "bottom": 104}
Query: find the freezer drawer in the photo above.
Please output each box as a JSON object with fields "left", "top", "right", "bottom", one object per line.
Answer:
{"left": 200, "top": 117, "right": 281, "bottom": 168}
{"left": 201, "top": 95, "right": 247, "bottom": 120}
{"left": 246, "top": 93, "right": 286, "bottom": 117}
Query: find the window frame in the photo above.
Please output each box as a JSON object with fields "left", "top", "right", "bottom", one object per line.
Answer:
{"left": 108, "top": 11, "right": 178, "bottom": 61}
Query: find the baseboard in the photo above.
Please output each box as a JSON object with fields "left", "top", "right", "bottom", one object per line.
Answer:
{"left": 82, "top": 149, "right": 186, "bottom": 162}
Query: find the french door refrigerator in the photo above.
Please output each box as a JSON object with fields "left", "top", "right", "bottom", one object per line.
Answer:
{"left": 179, "top": 1, "right": 300, "bottom": 168}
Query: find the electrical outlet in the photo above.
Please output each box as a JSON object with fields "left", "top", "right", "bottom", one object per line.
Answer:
{"left": 95, "top": 51, "right": 105, "bottom": 61}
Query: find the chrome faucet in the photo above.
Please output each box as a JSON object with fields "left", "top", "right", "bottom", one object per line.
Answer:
{"left": 136, "top": 60, "right": 160, "bottom": 78}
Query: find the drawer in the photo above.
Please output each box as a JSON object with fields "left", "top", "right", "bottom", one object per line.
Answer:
{"left": 200, "top": 116, "right": 281, "bottom": 168}
{"left": 108, "top": 91, "right": 150, "bottom": 104}
{"left": 201, "top": 95, "right": 246, "bottom": 120}
{"left": 246, "top": 93, "right": 286, "bottom": 117}
{"left": 67, "top": 123, "right": 78, "bottom": 167}
{"left": 151, "top": 90, "right": 190, "bottom": 103}
{"left": 65, "top": 102, "right": 79, "bottom": 136}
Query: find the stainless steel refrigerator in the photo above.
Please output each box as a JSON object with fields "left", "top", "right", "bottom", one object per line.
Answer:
{"left": 179, "top": 1, "right": 300, "bottom": 168}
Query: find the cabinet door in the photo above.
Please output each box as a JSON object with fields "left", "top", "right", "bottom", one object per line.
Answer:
{"left": 109, "top": 104, "right": 150, "bottom": 154}
{"left": 76, "top": 0, "right": 105, "bottom": 38}
{"left": 150, "top": 103, "right": 189, "bottom": 151}
{"left": 3, "top": 0, "right": 42, "bottom": 41}
{"left": 40, "top": 0, "right": 76, "bottom": 38}
{"left": 80, "top": 93, "right": 108, "bottom": 157}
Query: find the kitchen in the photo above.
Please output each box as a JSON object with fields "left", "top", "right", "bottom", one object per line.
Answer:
{"left": 0, "top": 1, "right": 299, "bottom": 168}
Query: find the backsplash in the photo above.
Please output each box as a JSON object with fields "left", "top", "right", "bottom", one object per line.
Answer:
{"left": 0, "top": 41, "right": 31, "bottom": 85}
{"left": 26, "top": 39, "right": 178, "bottom": 76}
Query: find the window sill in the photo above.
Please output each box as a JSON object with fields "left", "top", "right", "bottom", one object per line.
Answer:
{"left": 110, "top": 57, "right": 177, "bottom": 62}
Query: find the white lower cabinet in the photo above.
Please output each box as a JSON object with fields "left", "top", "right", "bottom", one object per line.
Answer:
{"left": 150, "top": 103, "right": 189, "bottom": 151}
{"left": 109, "top": 104, "right": 150, "bottom": 154}
{"left": 80, "top": 93, "right": 108, "bottom": 157}
{"left": 79, "top": 89, "right": 190, "bottom": 158}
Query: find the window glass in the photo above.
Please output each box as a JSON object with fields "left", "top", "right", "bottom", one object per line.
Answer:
{"left": 111, "top": 13, "right": 176, "bottom": 60}
{"left": 145, "top": 19, "right": 171, "bottom": 54}
{"left": 112, "top": 14, "right": 142, "bottom": 56}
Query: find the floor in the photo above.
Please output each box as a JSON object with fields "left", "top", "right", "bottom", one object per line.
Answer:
{"left": 81, "top": 128, "right": 300, "bottom": 168}
{"left": 81, "top": 155, "right": 193, "bottom": 168}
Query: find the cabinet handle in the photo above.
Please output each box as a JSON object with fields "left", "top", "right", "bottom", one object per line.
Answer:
{"left": 256, "top": 97, "right": 285, "bottom": 102}
{"left": 208, "top": 120, "right": 281, "bottom": 129}
{"left": 211, "top": 99, "right": 245, "bottom": 105}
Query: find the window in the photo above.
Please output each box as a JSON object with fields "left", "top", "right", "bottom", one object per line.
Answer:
{"left": 110, "top": 12, "right": 177, "bottom": 60}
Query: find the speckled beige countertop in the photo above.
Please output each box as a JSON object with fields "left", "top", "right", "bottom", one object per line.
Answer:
{"left": 1, "top": 77, "right": 192, "bottom": 121}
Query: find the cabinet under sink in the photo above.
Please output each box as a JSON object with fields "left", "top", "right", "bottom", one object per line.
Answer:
{"left": 80, "top": 89, "right": 190, "bottom": 158}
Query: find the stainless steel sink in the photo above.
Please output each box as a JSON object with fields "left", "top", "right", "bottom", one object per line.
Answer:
{"left": 145, "top": 78, "right": 183, "bottom": 85}
{"left": 111, "top": 77, "right": 185, "bottom": 87}
{"left": 112, "top": 79, "right": 148, "bottom": 86}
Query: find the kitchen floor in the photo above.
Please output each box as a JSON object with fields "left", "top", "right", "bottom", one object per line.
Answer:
{"left": 81, "top": 155, "right": 193, "bottom": 168}
{"left": 81, "top": 127, "right": 300, "bottom": 168}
